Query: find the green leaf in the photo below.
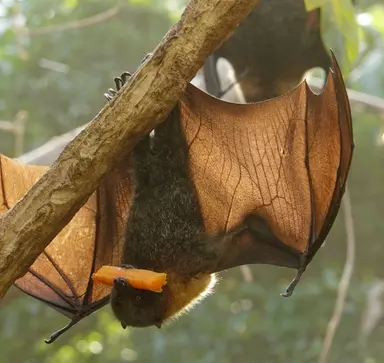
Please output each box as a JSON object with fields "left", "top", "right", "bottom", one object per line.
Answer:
{"left": 304, "top": 0, "right": 328, "bottom": 12}
{"left": 63, "top": 0, "right": 79, "bottom": 9}
{"left": 129, "top": 0, "right": 152, "bottom": 6}
{"left": 369, "top": 4, "right": 384, "bottom": 37}
{"left": 331, "top": 0, "right": 359, "bottom": 71}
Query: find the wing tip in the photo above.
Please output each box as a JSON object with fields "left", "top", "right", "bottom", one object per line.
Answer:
{"left": 304, "top": 49, "right": 349, "bottom": 106}
{"left": 328, "top": 48, "right": 355, "bottom": 151}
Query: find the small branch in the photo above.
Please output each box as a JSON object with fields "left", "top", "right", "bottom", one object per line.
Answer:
{"left": 318, "top": 186, "right": 356, "bottom": 363}
{"left": 240, "top": 265, "right": 253, "bottom": 282}
{"left": 0, "top": 0, "right": 260, "bottom": 298}
{"left": 17, "top": 126, "right": 85, "bottom": 166}
{"left": 0, "top": 111, "right": 28, "bottom": 157}
{"left": 0, "top": 121, "right": 15, "bottom": 132}
{"left": 12, "top": 111, "right": 28, "bottom": 157}
{"left": 18, "top": 2, "right": 122, "bottom": 36}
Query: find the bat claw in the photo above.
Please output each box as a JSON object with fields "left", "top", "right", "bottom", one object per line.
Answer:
{"left": 280, "top": 273, "right": 301, "bottom": 297}
{"left": 104, "top": 72, "right": 132, "bottom": 102}
{"left": 45, "top": 318, "right": 80, "bottom": 344}
{"left": 103, "top": 53, "right": 150, "bottom": 102}
{"left": 281, "top": 256, "right": 307, "bottom": 297}
{"left": 104, "top": 93, "right": 113, "bottom": 101}
{"left": 280, "top": 288, "right": 294, "bottom": 298}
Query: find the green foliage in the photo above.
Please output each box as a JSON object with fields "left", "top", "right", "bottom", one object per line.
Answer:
{"left": 369, "top": 4, "right": 384, "bottom": 35}
{"left": 304, "top": 0, "right": 326, "bottom": 10}
{"left": 305, "top": 0, "right": 359, "bottom": 75}
{"left": 1, "top": 0, "right": 384, "bottom": 362}
{"left": 331, "top": 0, "right": 359, "bottom": 68}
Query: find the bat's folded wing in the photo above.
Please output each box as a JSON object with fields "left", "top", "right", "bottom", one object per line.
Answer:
{"left": 0, "top": 153, "right": 132, "bottom": 341}
{"left": 180, "top": 52, "right": 353, "bottom": 275}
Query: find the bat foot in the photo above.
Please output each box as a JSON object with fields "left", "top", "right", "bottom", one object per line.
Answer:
{"left": 104, "top": 53, "right": 152, "bottom": 102}
{"left": 281, "top": 256, "right": 307, "bottom": 298}
{"left": 104, "top": 71, "right": 132, "bottom": 101}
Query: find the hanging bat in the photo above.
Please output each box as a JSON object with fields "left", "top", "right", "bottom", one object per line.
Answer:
{"left": 1, "top": 51, "right": 353, "bottom": 343}
{"left": 203, "top": 0, "right": 331, "bottom": 101}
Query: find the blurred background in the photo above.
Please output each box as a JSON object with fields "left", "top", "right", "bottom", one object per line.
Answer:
{"left": 1, "top": 0, "right": 384, "bottom": 362}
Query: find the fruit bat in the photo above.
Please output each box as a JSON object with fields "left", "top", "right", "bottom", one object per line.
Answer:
{"left": 203, "top": 0, "right": 331, "bottom": 101}
{"left": 0, "top": 51, "right": 353, "bottom": 343}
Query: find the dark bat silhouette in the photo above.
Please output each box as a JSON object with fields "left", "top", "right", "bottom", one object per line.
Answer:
{"left": 1, "top": 51, "right": 353, "bottom": 343}
{"left": 203, "top": 0, "right": 331, "bottom": 101}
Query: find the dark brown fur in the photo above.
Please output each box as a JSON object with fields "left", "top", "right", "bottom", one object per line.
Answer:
{"left": 204, "top": 0, "right": 330, "bottom": 101}
{"left": 110, "top": 107, "right": 219, "bottom": 328}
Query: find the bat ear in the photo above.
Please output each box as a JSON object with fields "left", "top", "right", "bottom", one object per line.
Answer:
{"left": 155, "top": 321, "right": 162, "bottom": 329}
{"left": 121, "top": 322, "right": 127, "bottom": 330}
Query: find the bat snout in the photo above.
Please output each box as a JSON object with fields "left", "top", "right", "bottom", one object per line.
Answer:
{"left": 113, "top": 276, "right": 131, "bottom": 291}
{"left": 110, "top": 281, "right": 168, "bottom": 330}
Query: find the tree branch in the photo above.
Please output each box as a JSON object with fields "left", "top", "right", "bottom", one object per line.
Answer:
{"left": 318, "top": 186, "right": 356, "bottom": 363}
{"left": 0, "top": 0, "right": 260, "bottom": 298}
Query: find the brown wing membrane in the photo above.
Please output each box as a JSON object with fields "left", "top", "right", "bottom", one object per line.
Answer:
{"left": 307, "top": 57, "right": 354, "bottom": 261}
{"left": 0, "top": 154, "right": 132, "bottom": 342}
{"left": 181, "top": 52, "right": 353, "bottom": 293}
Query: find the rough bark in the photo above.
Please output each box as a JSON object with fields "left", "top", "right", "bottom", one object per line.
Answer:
{"left": 0, "top": 0, "right": 260, "bottom": 297}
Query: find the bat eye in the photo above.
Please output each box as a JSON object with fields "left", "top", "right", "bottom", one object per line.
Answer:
{"left": 135, "top": 295, "right": 142, "bottom": 301}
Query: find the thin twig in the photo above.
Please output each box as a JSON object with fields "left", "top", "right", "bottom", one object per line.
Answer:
{"left": 240, "top": 265, "right": 253, "bottom": 282}
{"left": 0, "top": 121, "right": 15, "bottom": 132}
{"left": 0, "top": 111, "right": 28, "bottom": 157}
{"left": 318, "top": 186, "right": 356, "bottom": 363}
{"left": 12, "top": 111, "right": 28, "bottom": 157}
{"left": 309, "top": 77, "right": 384, "bottom": 114}
{"left": 212, "top": 71, "right": 384, "bottom": 115}
{"left": 19, "top": 2, "right": 122, "bottom": 36}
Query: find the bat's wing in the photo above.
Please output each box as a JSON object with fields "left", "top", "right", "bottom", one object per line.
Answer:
{"left": 180, "top": 52, "right": 353, "bottom": 294}
{"left": 0, "top": 154, "right": 132, "bottom": 342}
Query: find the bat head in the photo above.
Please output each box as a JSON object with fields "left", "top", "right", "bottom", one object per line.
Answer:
{"left": 111, "top": 277, "right": 167, "bottom": 329}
